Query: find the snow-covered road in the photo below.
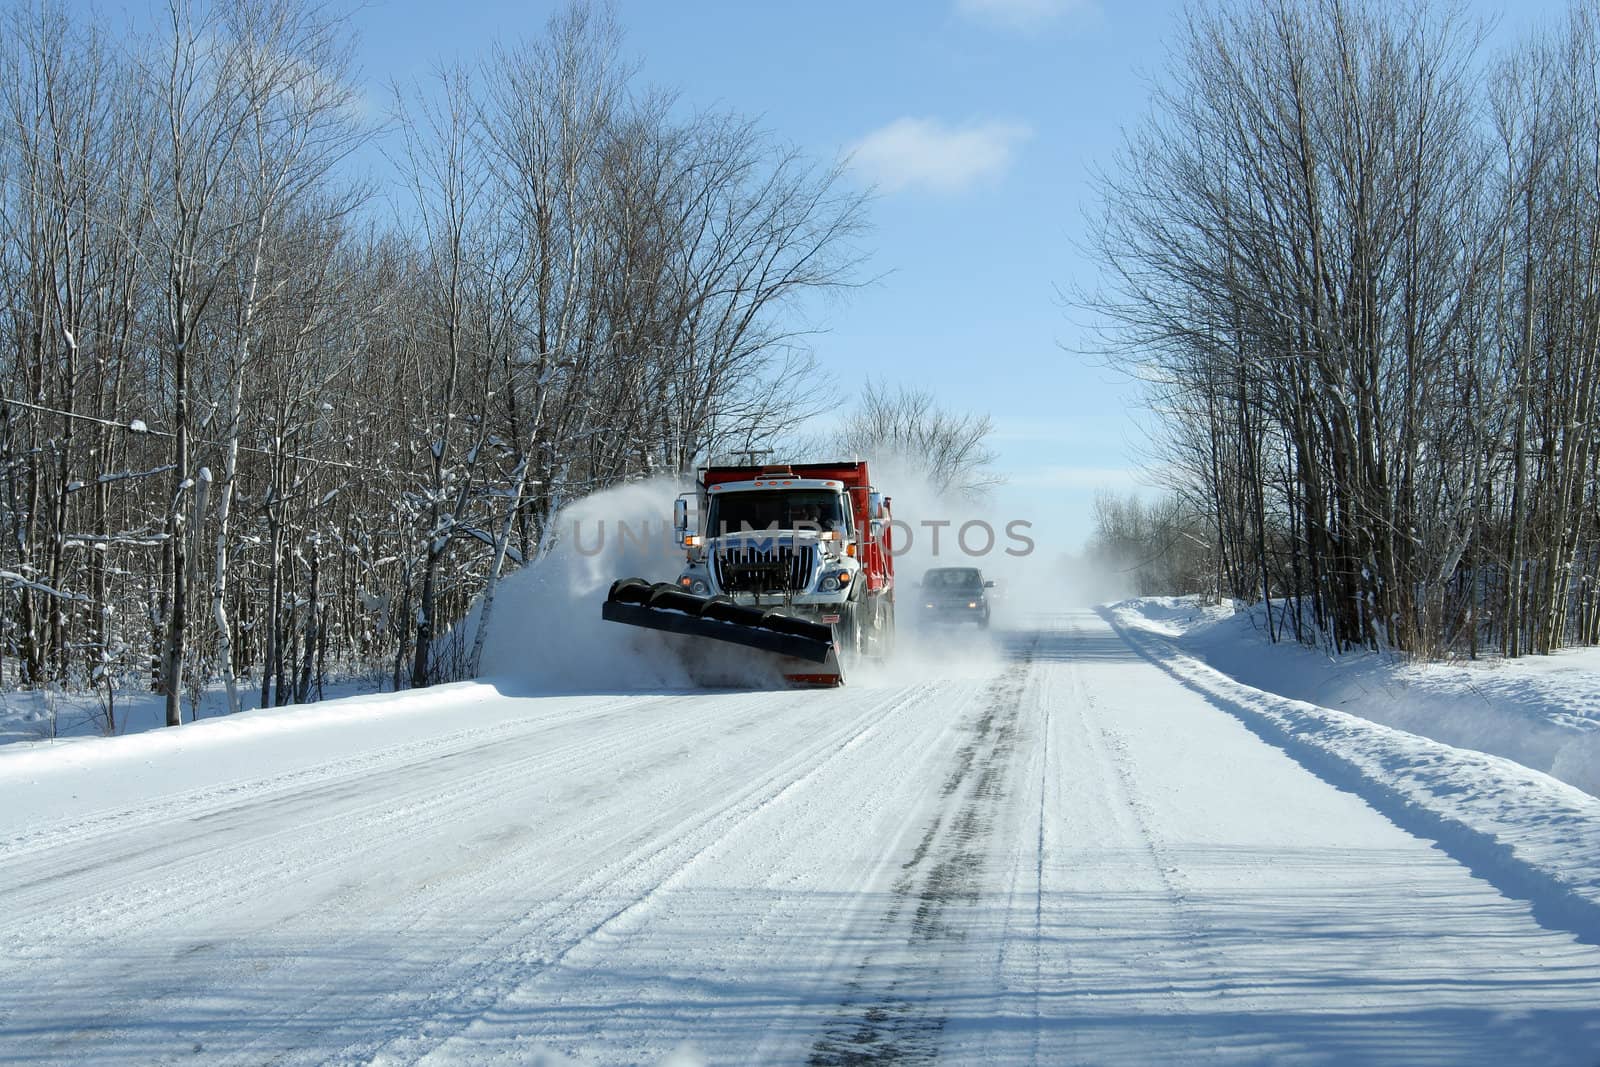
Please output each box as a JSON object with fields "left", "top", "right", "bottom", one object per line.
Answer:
{"left": 3, "top": 611, "right": 1598, "bottom": 1065}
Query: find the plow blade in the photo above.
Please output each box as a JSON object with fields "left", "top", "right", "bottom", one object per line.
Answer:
{"left": 601, "top": 578, "right": 844, "bottom": 686}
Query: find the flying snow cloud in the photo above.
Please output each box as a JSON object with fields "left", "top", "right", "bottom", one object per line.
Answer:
{"left": 848, "top": 117, "right": 1032, "bottom": 195}
{"left": 954, "top": 0, "right": 1100, "bottom": 30}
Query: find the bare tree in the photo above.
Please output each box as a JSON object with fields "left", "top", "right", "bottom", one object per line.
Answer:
{"left": 835, "top": 380, "right": 1001, "bottom": 499}
{"left": 0, "top": 0, "right": 872, "bottom": 706}
{"left": 1086, "top": 0, "right": 1509, "bottom": 657}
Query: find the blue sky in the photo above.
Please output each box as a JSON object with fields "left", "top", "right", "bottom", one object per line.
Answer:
{"left": 353, "top": 0, "right": 1147, "bottom": 555}
{"left": 152, "top": 0, "right": 1577, "bottom": 555}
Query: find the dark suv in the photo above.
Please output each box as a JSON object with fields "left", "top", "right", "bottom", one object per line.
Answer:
{"left": 919, "top": 567, "right": 994, "bottom": 628}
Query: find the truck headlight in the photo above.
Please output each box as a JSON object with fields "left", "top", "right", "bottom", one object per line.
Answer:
{"left": 692, "top": 579, "right": 710, "bottom": 595}
{"left": 818, "top": 569, "right": 852, "bottom": 593}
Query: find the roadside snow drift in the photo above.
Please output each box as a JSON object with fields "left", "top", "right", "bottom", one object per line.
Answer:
{"left": 1112, "top": 596, "right": 1600, "bottom": 797}
{"left": 1107, "top": 600, "right": 1600, "bottom": 943}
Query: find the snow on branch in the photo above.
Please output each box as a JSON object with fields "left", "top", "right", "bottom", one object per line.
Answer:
{"left": 65, "top": 465, "right": 179, "bottom": 492}
{"left": 1, "top": 570, "right": 90, "bottom": 602}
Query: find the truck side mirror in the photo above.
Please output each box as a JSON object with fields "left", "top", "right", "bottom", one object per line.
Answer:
{"left": 984, "top": 580, "right": 996, "bottom": 588}
{"left": 868, "top": 492, "right": 886, "bottom": 520}
{"left": 673, "top": 496, "right": 689, "bottom": 540}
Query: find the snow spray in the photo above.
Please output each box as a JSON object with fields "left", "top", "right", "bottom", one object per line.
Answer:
{"left": 476, "top": 478, "right": 778, "bottom": 690}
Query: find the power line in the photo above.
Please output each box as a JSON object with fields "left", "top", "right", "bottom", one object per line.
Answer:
{"left": 0, "top": 394, "right": 431, "bottom": 480}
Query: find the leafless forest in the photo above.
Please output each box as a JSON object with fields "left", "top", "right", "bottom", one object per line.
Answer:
{"left": 1091, "top": 0, "right": 1600, "bottom": 659}
{"left": 0, "top": 0, "right": 866, "bottom": 724}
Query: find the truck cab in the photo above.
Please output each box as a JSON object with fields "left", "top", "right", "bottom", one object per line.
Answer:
{"left": 674, "top": 462, "right": 895, "bottom": 655}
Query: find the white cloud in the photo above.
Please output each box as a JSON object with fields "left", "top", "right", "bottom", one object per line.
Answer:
{"left": 955, "top": 0, "right": 1099, "bottom": 29}
{"left": 848, "top": 117, "right": 1032, "bottom": 195}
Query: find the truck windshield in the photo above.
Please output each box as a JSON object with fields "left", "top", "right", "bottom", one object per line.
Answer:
{"left": 710, "top": 490, "right": 847, "bottom": 536}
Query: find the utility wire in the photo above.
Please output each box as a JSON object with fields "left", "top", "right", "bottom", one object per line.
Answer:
{"left": 0, "top": 394, "right": 435, "bottom": 480}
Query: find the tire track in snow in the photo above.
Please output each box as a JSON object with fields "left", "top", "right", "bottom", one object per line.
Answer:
{"left": 249, "top": 684, "right": 940, "bottom": 1067}
{"left": 738, "top": 677, "right": 996, "bottom": 1066}
{"left": 0, "top": 692, "right": 693, "bottom": 952}
{"left": 1063, "top": 660, "right": 1219, "bottom": 1029}
{"left": 0, "top": 690, "right": 796, "bottom": 1057}
{"left": 805, "top": 637, "right": 1035, "bottom": 1065}
{"left": 1030, "top": 663, "right": 1057, "bottom": 1065}
{"left": 0, "top": 689, "right": 660, "bottom": 863}
{"left": 1014, "top": 643, "right": 1054, "bottom": 1066}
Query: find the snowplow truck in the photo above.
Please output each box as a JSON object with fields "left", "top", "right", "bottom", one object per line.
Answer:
{"left": 602, "top": 461, "right": 896, "bottom": 686}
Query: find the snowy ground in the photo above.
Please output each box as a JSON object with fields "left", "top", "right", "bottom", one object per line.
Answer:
{"left": 1109, "top": 597, "right": 1600, "bottom": 797}
{"left": 4, "top": 611, "right": 1600, "bottom": 1065}
{"left": 0, "top": 674, "right": 384, "bottom": 747}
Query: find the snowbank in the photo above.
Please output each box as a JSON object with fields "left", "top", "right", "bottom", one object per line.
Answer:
{"left": 1112, "top": 596, "right": 1600, "bottom": 798}
{"left": 1106, "top": 600, "right": 1600, "bottom": 941}
{"left": 0, "top": 676, "right": 382, "bottom": 748}
{"left": 0, "top": 679, "right": 529, "bottom": 832}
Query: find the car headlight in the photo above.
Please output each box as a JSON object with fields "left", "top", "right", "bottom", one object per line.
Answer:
{"left": 968, "top": 601, "right": 978, "bottom": 608}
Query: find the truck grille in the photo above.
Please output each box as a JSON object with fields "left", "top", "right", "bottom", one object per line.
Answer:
{"left": 714, "top": 542, "right": 816, "bottom": 594}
